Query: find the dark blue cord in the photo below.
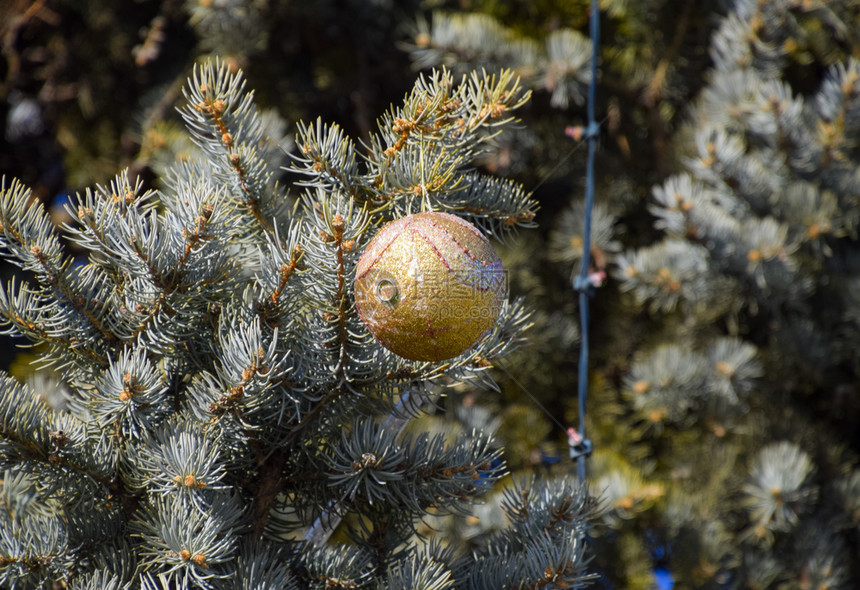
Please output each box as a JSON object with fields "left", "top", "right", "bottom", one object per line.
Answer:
{"left": 571, "top": 0, "right": 600, "bottom": 484}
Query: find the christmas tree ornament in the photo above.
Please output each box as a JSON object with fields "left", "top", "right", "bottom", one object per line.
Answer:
{"left": 354, "top": 212, "right": 506, "bottom": 362}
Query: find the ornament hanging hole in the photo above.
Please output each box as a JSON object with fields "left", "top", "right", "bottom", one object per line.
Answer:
{"left": 376, "top": 278, "right": 399, "bottom": 304}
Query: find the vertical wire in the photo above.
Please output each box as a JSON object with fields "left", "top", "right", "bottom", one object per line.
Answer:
{"left": 575, "top": 0, "right": 601, "bottom": 484}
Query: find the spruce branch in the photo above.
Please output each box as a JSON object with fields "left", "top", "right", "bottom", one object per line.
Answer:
{"left": 0, "top": 178, "right": 116, "bottom": 370}
{"left": 185, "top": 0, "right": 269, "bottom": 55}
{"left": 290, "top": 67, "right": 537, "bottom": 240}
{"left": 255, "top": 224, "right": 305, "bottom": 330}
{"left": 67, "top": 569, "right": 130, "bottom": 590}
{"left": 124, "top": 417, "right": 230, "bottom": 506}
{"left": 225, "top": 537, "right": 299, "bottom": 590}
{"left": 0, "top": 504, "right": 77, "bottom": 589}
{"left": 62, "top": 173, "right": 159, "bottom": 274}
{"left": 736, "top": 216, "right": 801, "bottom": 294}
{"left": 615, "top": 239, "right": 714, "bottom": 313}
{"left": 705, "top": 337, "right": 762, "bottom": 402}
{"left": 648, "top": 173, "right": 742, "bottom": 248}
{"left": 622, "top": 340, "right": 761, "bottom": 429}
{"left": 549, "top": 199, "right": 620, "bottom": 276}
{"left": 440, "top": 297, "right": 533, "bottom": 388}
{"left": 405, "top": 12, "right": 592, "bottom": 109}
{"left": 0, "top": 177, "right": 67, "bottom": 277}
{"left": 62, "top": 168, "right": 242, "bottom": 364}
{"left": 297, "top": 190, "right": 375, "bottom": 390}
{"left": 406, "top": 12, "right": 539, "bottom": 76}
{"left": 408, "top": 173, "right": 538, "bottom": 239}
{"left": 87, "top": 346, "right": 171, "bottom": 441}
{"left": 0, "top": 373, "right": 117, "bottom": 483}
{"left": 292, "top": 118, "right": 363, "bottom": 201}
{"left": 0, "top": 375, "right": 123, "bottom": 588}
{"left": 180, "top": 59, "right": 282, "bottom": 235}
{"left": 789, "top": 523, "right": 852, "bottom": 589}
{"left": 210, "top": 315, "right": 299, "bottom": 429}
{"left": 591, "top": 460, "right": 663, "bottom": 526}
{"left": 0, "top": 56, "right": 589, "bottom": 589}
{"left": 777, "top": 181, "right": 842, "bottom": 248}
{"left": 742, "top": 441, "right": 818, "bottom": 545}
{"left": 816, "top": 57, "right": 860, "bottom": 157}
{"left": 297, "top": 542, "right": 373, "bottom": 590}
{"left": 381, "top": 553, "right": 454, "bottom": 590}
{"left": 463, "top": 476, "right": 597, "bottom": 590}
{"left": 130, "top": 492, "right": 244, "bottom": 588}
{"left": 542, "top": 29, "right": 594, "bottom": 109}
{"left": 365, "top": 68, "right": 534, "bottom": 227}
{"left": 324, "top": 418, "right": 503, "bottom": 517}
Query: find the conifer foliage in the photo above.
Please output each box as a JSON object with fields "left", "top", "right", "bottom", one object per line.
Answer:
{"left": 0, "top": 62, "right": 595, "bottom": 589}
{"left": 407, "top": 0, "right": 859, "bottom": 587}
{"left": 544, "top": 0, "right": 860, "bottom": 587}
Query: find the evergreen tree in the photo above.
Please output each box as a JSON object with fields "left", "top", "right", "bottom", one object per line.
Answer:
{"left": 551, "top": 1, "right": 860, "bottom": 587}
{"left": 6, "top": 0, "right": 860, "bottom": 588}
{"left": 0, "top": 62, "right": 596, "bottom": 588}
{"left": 407, "top": 0, "right": 860, "bottom": 587}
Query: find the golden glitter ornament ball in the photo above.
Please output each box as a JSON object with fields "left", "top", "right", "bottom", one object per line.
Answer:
{"left": 354, "top": 212, "right": 506, "bottom": 362}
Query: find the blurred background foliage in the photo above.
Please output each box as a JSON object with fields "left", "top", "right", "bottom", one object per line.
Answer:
{"left": 2, "top": 0, "right": 860, "bottom": 587}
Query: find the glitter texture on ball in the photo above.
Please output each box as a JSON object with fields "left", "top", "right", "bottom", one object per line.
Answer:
{"left": 354, "top": 212, "right": 506, "bottom": 362}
